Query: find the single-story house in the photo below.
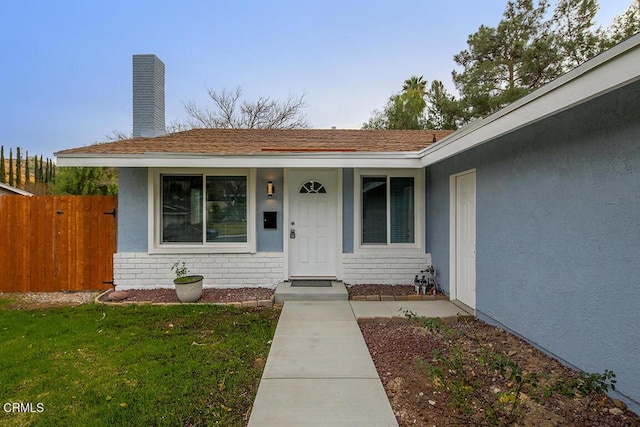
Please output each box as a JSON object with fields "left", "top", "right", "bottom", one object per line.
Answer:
{"left": 57, "top": 35, "right": 640, "bottom": 411}
{"left": 0, "top": 182, "right": 33, "bottom": 196}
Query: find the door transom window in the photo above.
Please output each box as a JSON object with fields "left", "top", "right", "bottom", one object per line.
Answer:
{"left": 299, "top": 180, "right": 327, "bottom": 194}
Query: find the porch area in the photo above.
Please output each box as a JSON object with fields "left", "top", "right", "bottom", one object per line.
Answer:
{"left": 273, "top": 280, "right": 348, "bottom": 302}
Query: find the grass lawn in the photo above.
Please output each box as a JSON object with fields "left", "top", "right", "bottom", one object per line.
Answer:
{"left": 0, "top": 299, "right": 279, "bottom": 426}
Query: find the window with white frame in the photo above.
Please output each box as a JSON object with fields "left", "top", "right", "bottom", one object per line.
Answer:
{"left": 161, "top": 174, "right": 247, "bottom": 244}
{"left": 361, "top": 175, "right": 415, "bottom": 245}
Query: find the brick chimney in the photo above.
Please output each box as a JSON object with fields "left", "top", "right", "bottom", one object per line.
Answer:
{"left": 132, "top": 54, "right": 165, "bottom": 138}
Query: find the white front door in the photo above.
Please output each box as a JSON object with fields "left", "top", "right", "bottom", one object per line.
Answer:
{"left": 453, "top": 170, "right": 476, "bottom": 309}
{"left": 288, "top": 170, "right": 338, "bottom": 278}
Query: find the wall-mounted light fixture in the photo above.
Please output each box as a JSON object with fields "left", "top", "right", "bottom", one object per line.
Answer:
{"left": 267, "top": 181, "right": 274, "bottom": 198}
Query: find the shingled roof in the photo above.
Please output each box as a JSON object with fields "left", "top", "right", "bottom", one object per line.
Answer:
{"left": 56, "top": 128, "right": 453, "bottom": 156}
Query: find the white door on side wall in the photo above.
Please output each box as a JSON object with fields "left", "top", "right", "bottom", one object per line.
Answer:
{"left": 452, "top": 170, "right": 476, "bottom": 309}
{"left": 288, "top": 170, "right": 338, "bottom": 278}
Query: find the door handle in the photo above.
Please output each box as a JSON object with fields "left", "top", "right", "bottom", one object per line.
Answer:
{"left": 290, "top": 229, "right": 296, "bottom": 239}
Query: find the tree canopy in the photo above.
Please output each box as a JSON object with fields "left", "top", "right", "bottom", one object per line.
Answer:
{"left": 364, "top": 0, "right": 639, "bottom": 130}
{"left": 606, "top": 0, "right": 640, "bottom": 45}
{"left": 362, "top": 75, "right": 430, "bottom": 130}
{"left": 52, "top": 167, "right": 118, "bottom": 196}
{"left": 451, "top": 0, "right": 639, "bottom": 122}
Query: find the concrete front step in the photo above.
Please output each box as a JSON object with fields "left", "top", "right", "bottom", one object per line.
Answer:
{"left": 274, "top": 281, "right": 348, "bottom": 303}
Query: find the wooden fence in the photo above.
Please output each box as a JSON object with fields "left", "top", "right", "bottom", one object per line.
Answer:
{"left": 0, "top": 195, "right": 117, "bottom": 292}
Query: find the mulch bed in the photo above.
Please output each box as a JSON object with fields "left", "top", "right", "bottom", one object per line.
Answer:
{"left": 100, "top": 288, "right": 274, "bottom": 304}
{"left": 99, "top": 284, "right": 436, "bottom": 304}
{"left": 347, "top": 284, "right": 443, "bottom": 298}
{"left": 360, "top": 319, "right": 640, "bottom": 426}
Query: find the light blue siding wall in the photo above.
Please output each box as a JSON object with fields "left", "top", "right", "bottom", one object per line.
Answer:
{"left": 256, "top": 168, "right": 284, "bottom": 252}
{"left": 426, "top": 81, "right": 640, "bottom": 411}
{"left": 342, "top": 168, "right": 354, "bottom": 253}
{"left": 117, "top": 168, "right": 285, "bottom": 253}
{"left": 117, "top": 168, "right": 148, "bottom": 252}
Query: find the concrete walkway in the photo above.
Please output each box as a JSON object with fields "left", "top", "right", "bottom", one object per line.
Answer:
{"left": 248, "top": 300, "right": 470, "bottom": 426}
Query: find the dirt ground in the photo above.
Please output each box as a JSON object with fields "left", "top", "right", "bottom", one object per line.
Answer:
{"left": 360, "top": 319, "right": 640, "bottom": 426}
{"left": 0, "top": 291, "right": 100, "bottom": 309}
{"left": 100, "top": 287, "right": 275, "bottom": 304}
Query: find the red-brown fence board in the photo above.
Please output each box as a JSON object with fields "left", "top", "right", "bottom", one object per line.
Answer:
{"left": 0, "top": 195, "right": 117, "bottom": 292}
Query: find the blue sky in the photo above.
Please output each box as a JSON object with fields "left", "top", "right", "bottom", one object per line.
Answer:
{"left": 0, "top": 0, "right": 633, "bottom": 158}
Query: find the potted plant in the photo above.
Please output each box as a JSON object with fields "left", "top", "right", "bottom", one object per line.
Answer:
{"left": 171, "top": 261, "right": 203, "bottom": 303}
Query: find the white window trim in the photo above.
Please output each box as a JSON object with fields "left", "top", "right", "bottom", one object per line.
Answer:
{"left": 353, "top": 168, "right": 424, "bottom": 252}
{"left": 148, "top": 168, "right": 256, "bottom": 254}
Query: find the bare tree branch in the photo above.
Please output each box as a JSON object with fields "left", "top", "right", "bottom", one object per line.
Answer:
{"left": 183, "top": 87, "right": 309, "bottom": 129}
{"left": 166, "top": 119, "right": 191, "bottom": 134}
{"left": 104, "top": 129, "right": 131, "bottom": 141}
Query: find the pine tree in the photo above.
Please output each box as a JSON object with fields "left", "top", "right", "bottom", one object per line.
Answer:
{"left": 16, "top": 147, "right": 21, "bottom": 186}
{"left": 453, "top": 0, "right": 556, "bottom": 120}
{"left": 25, "top": 151, "right": 30, "bottom": 184}
{"left": 606, "top": 0, "right": 640, "bottom": 46}
{"left": 0, "top": 146, "right": 5, "bottom": 184}
{"left": 39, "top": 155, "right": 44, "bottom": 183}
{"left": 552, "top": 0, "right": 601, "bottom": 71}
{"left": 45, "top": 159, "right": 50, "bottom": 183}
{"left": 8, "top": 148, "right": 14, "bottom": 186}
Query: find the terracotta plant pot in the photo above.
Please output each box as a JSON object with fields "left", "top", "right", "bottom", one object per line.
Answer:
{"left": 173, "top": 275, "right": 203, "bottom": 302}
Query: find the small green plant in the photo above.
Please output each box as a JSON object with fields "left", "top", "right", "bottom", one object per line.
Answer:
{"left": 409, "top": 309, "right": 538, "bottom": 427}
{"left": 543, "top": 369, "right": 616, "bottom": 398}
{"left": 404, "top": 310, "right": 620, "bottom": 425}
{"left": 171, "top": 261, "right": 191, "bottom": 283}
{"left": 401, "top": 309, "right": 445, "bottom": 331}
{"left": 401, "top": 309, "right": 461, "bottom": 339}
{"left": 422, "top": 346, "right": 536, "bottom": 426}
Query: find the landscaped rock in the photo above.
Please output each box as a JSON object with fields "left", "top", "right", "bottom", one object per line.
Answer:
{"left": 613, "top": 399, "right": 626, "bottom": 409}
{"left": 609, "top": 407, "right": 624, "bottom": 416}
{"left": 106, "top": 291, "right": 129, "bottom": 301}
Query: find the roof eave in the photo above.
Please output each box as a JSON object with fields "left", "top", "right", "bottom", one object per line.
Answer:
{"left": 55, "top": 151, "right": 424, "bottom": 169}
{"left": 419, "top": 33, "right": 640, "bottom": 167}
{"left": 0, "top": 183, "right": 34, "bottom": 196}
